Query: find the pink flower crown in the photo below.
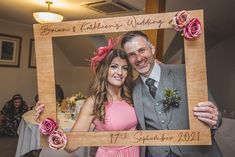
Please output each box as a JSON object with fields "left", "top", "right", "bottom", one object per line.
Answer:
{"left": 91, "top": 37, "right": 120, "bottom": 73}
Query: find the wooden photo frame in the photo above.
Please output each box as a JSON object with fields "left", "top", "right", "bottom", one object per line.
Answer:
{"left": 34, "top": 10, "right": 211, "bottom": 148}
{"left": 0, "top": 34, "right": 22, "bottom": 67}
{"left": 28, "top": 39, "right": 36, "bottom": 68}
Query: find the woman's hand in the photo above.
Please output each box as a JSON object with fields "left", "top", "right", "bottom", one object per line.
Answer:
{"left": 34, "top": 102, "right": 45, "bottom": 123}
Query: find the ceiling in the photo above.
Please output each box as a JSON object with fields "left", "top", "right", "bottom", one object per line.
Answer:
{"left": 0, "top": 0, "right": 235, "bottom": 66}
{"left": 0, "top": 0, "right": 145, "bottom": 25}
{"left": 0, "top": 0, "right": 145, "bottom": 67}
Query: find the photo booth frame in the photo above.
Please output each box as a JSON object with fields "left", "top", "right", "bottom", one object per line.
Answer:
{"left": 33, "top": 10, "right": 211, "bottom": 149}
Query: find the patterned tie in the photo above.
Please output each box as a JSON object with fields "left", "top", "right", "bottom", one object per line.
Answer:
{"left": 145, "top": 78, "right": 157, "bottom": 98}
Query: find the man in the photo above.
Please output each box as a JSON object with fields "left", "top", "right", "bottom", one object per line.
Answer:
{"left": 121, "top": 31, "right": 223, "bottom": 157}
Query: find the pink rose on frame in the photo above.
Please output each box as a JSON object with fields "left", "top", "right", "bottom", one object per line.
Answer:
{"left": 172, "top": 10, "right": 190, "bottom": 31}
{"left": 48, "top": 130, "right": 67, "bottom": 150}
{"left": 39, "top": 118, "right": 58, "bottom": 136}
{"left": 183, "top": 18, "right": 202, "bottom": 40}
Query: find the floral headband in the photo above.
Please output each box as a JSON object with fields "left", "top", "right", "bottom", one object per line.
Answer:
{"left": 91, "top": 36, "right": 120, "bottom": 73}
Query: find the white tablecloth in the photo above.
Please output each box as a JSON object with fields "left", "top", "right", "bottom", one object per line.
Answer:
{"left": 15, "top": 110, "right": 89, "bottom": 157}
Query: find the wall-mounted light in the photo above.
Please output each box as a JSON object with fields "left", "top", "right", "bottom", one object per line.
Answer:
{"left": 33, "top": 1, "right": 63, "bottom": 23}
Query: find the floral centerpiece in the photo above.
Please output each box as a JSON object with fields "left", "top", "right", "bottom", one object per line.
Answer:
{"left": 66, "top": 92, "right": 86, "bottom": 108}
{"left": 66, "top": 92, "right": 86, "bottom": 119}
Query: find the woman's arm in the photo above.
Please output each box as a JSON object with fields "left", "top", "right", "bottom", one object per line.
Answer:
{"left": 64, "top": 97, "right": 95, "bottom": 152}
{"left": 35, "top": 97, "right": 96, "bottom": 153}
{"left": 71, "top": 97, "right": 95, "bottom": 131}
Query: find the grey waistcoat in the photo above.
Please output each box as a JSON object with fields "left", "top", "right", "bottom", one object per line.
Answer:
{"left": 141, "top": 73, "right": 184, "bottom": 157}
{"left": 133, "top": 64, "right": 223, "bottom": 157}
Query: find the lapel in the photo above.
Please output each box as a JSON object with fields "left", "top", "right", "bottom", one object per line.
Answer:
{"left": 133, "top": 76, "right": 146, "bottom": 129}
{"left": 159, "top": 64, "right": 174, "bottom": 125}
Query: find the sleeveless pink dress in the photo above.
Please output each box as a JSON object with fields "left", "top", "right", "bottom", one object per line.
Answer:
{"left": 93, "top": 100, "right": 140, "bottom": 157}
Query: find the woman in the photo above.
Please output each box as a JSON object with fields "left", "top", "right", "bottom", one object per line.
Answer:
{"left": 0, "top": 94, "right": 28, "bottom": 137}
{"left": 36, "top": 38, "right": 140, "bottom": 157}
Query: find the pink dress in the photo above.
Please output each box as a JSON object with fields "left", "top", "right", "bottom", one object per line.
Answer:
{"left": 94, "top": 100, "right": 140, "bottom": 157}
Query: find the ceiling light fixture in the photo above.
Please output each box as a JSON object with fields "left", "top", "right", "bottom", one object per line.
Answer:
{"left": 33, "top": 1, "right": 63, "bottom": 23}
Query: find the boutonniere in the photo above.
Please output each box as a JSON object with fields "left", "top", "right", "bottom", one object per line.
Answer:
{"left": 162, "top": 88, "right": 181, "bottom": 111}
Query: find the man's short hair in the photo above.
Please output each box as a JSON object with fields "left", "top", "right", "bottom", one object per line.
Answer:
{"left": 121, "top": 31, "right": 150, "bottom": 48}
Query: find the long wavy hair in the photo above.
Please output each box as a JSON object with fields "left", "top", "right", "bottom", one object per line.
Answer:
{"left": 89, "top": 49, "right": 134, "bottom": 122}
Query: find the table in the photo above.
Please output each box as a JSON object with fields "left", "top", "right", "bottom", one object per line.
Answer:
{"left": 15, "top": 110, "right": 89, "bottom": 157}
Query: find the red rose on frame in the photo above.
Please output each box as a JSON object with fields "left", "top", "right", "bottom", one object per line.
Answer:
{"left": 39, "top": 118, "right": 58, "bottom": 136}
{"left": 183, "top": 18, "right": 202, "bottom": 40}
{"left": 172, "top": 10, "right": 190, "bottom": 31}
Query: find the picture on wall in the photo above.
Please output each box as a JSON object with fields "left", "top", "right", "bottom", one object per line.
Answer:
{"left": 28, "top": 39, "right": 36, "bottom": 68}
{"left": 0, "top": 34, "right": 22, "bottom": 67}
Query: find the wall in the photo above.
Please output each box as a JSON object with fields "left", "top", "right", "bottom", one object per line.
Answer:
{"left": 207, "top": 37, "right": 235, "bottom": 112}
{"left": 71, "top": 66, "right": 93, "bottom": 96}
{"left": 53, "top": 41, "right": 93, "bottom": 98}
{"left": 0, "top": 19, "right": 93, "bottom": 110}
{"left": 0, "top": 19, "right": 36, "bottom": 108}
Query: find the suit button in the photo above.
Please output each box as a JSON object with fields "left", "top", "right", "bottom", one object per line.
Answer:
{"left": 156, "top": 103, "right": 159, "bottom": 106}
{"left": 161, "top": 120, "right": 165, "bottom": 124}
{"left": 159, "top": 111, "right": 162, "bottom": 114}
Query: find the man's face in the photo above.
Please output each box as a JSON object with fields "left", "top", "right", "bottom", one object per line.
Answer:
{"left": 123, "top": 36, "right": 155, "bottom": 77}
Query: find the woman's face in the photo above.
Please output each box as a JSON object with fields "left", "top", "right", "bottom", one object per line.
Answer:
{"left": 14, "top": 99, "right": 22, "bottom": 109}
{"left": 107, "top": 57, "right": 128, "bottom": 88}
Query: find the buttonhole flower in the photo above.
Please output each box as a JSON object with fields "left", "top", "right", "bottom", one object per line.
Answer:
{"left": 162, "top": 88, "right": 181, "bottom": 111}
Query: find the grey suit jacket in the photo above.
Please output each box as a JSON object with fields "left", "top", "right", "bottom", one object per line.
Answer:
{"left": 133, "top": 64, "right": 223, "bottom": 157}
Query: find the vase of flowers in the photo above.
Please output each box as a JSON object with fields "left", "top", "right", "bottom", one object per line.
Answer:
{"left": 66, "top": 92, "right": 86, "bottom": 119}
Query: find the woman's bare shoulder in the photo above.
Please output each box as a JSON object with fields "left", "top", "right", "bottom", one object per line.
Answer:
{"left": 82, "top": 96, "right": 95, "bottom": 110}
{"left": 85, "top": 96, "right": 95, "bottom": 105}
